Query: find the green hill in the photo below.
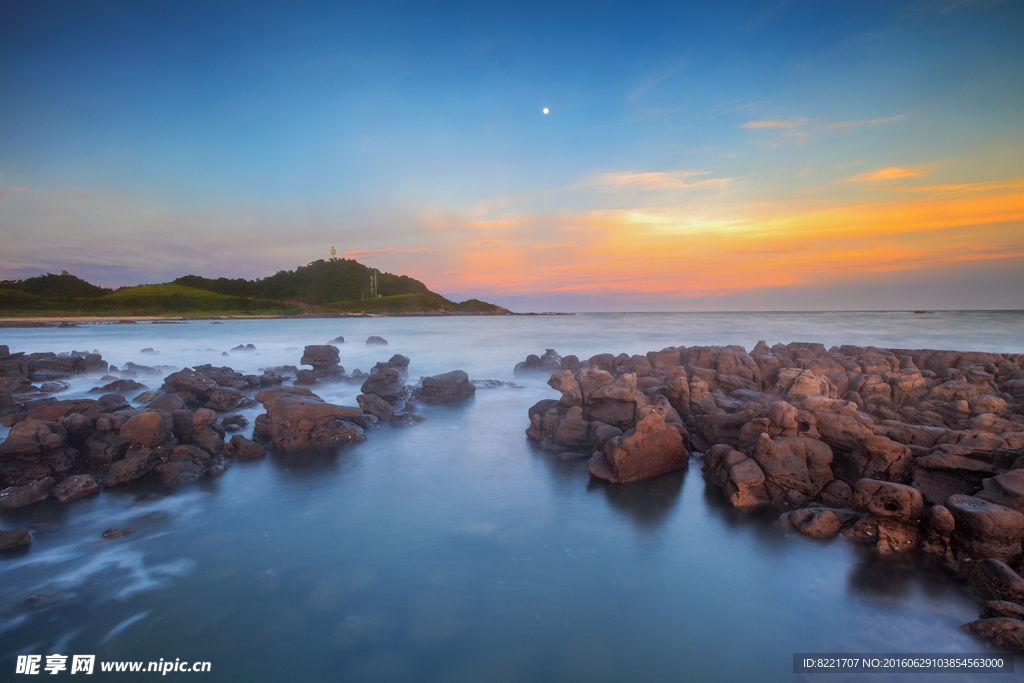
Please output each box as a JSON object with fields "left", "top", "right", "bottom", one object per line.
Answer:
{"left": 0, "top": 259, "right": 507, "bottom": 316}
{"left": 0, "top": 272, "right": 112, "bottom": 299}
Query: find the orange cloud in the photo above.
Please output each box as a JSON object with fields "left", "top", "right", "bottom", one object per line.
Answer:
{"left": 343, "top": 247, "right": 434, "bottom": 259}
{"left": 8, "top": 187, "right": 27, "bottom": 192}
{"left": 848, "top": 165, "right": 937, "bottom": 182}
{"left": 466, "top": 240, "right": 508, "bottom": 247}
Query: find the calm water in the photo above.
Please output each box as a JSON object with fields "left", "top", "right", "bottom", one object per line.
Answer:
{"left": 2, "top": 311, "right": 1022, "bottom": 682}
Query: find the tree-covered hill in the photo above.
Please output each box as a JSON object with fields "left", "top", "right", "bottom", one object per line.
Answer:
{"left": 0, "top": 272, "right": 112, "bottom": 299}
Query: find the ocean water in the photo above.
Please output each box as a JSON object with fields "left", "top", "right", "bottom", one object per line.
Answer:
{"left": 1, "top": 311, "right": 1022, "bottom": 682}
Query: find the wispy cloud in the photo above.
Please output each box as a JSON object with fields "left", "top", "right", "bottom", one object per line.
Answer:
{"left": 577, "top": 170, "right": 731, "bottom": 192}
{"left": 8, "top": 187, "right": 27, "bottom": 192}
{"left": 343, "top": 247, "right": 434, "bottom": 259}
{"left": 824, "top": 113, "right": 909, "bottom": 132}
{"left": 627, "top": 60, "right": 685, "bottom": 103}
{"left": 848, "top": 165, "right": 937, "bottom": 182}
{"left": 741, "top": 118, "right": 813, "bottom": 129}
{"left": 467, "top": 240, "right": 508, "bottom": 247}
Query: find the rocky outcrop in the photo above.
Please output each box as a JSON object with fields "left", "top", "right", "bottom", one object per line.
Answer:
{"left": 253, "top": 390, "right": 365, "bottom": 452}
{"left": 587, "top": 407, "right": 686, "bottom": 483}
{"left": 300, "top": 345, "right": 343, "bottom": 377}
{"left": 360, "top": 369, "right": 409, "bottom": 406}
{"left": 414, "top": 370, "right": 476, "bottom": 404}
{"left": 515, "top": 349, "right": 566, "bottom": 376}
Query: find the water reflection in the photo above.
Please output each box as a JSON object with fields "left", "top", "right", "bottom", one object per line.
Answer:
{"left": 586, "top": 468, "right": 685, "bottom": 531}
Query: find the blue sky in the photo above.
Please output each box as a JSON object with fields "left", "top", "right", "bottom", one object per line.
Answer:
{"left": 2, "top": 0, "right": 1022, "bottom": 310}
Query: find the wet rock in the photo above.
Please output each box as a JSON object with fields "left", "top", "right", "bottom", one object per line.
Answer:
{"left": 328, "top": 336, "right": 345, "bottom": 344}
{"left": 853, "top": 479, "right": 924, "bottom": 523}
{"left": 229, "top": 435, "right": 265, "bottom": 460}
{"left": 356, "top": 393, "right": 395, "bottom": 422}
{"left": 515, "top": 349, "right": 562, "bottom": 375}
{"left": 52, "top": 474, "right": 100, "bottom": 502}
{"left": 119, "top": 409, "right": 173, "bottom": 448}
{"left": 300, "top": 345, "right": 343, "bottom": 377}
{"left": 294, "top": 369, "right": 318, "bottom": 385}
{"left": 253, "top": 394, "right": 365, "bottom": 452}
{"left": 365, "top": 336, "right": 388, "bottom": 346}
{"left": 0, "top": 477, "right": 54, "bottom": 509}
{"left": 920, "top": 504, "right": 956, "bottom": 560}
{"left": 92, "top": 378, "right": 145, "bottom": 394}
{"left": 102, "top": 527, "right": 133, "bottom": 539}
{"left": 103, "top": 447, "right": 160, "bottom": 486}
{"left": 230, "top": 343, "right": 257, "bottom": 352}
{"left": 778, "top": 507, "right": 861, "bottom": 539}
{"left": 587, "top": 407, "right": 686, "bottom": 483}
{"left": 204, "top": 388, "right": 253, "bottom": 411}
{"left": 819, "top": 479, "right": 854, "bottom": 508}
{"left": 220, "top": 414, "right": 249, "bottom": 432}
{"left": 748, "top": 433, "right": 834, "bottom": 508}
{"left": 372, "top": 354, "right": 411, "bottom": 378}
{"left": 0, "top": 528, "right": 32, "bottom": 550}
{"left": 976, "top": 469, "right": 1024, "bottom": 514}
{"left": 414, "top": 370, "right": 476, "bottom": 404}
{"left": 702, "top": 444, "right": 770, "bottom": 509}
{"left": 981, "top": 601, "right": 1024, "bottom": 620}
{"left": 970, "top": 559, "right": 1024, "bottom": 604}
{"left": 360, "top": 369, "right": 408, "bottom": 406}
{"left": 838, "top": 435, "right": 912, "bottom": 483}
{"left": 961, "top": 618, "right": 1024, "bottom": 653}
{"left": 946, "top": 494, "right": 1024, "bottom": 564}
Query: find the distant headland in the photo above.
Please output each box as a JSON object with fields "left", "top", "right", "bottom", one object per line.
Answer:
{"left": 0, "top": 258, "right": 520, "bottom": 319}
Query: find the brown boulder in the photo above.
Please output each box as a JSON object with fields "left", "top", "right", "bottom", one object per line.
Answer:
{"left": 0, "top": 477, "right": 54, "bottom": 509}
{"left": 976, "top": 469, "right": 1024, "bottom": 514}
{"left": 588, "top": 408, "right": 686, "bottom": 483}
{"left": 702, "top": 444, "right": 770, "bottom": 509}
{"left": 104, "top": 448, "right": 158, "bottom": 486}
{"left": 229, "top": 435, "right": 265, "bottom": 460}
{"left": 946, "top": 494, "right": 1024, "bottom": 563}
{"left": 970, "top": 558, "right": 1024, "bottom": 604}
{"left": 853, "top": 478, "right": 924, "bottom": 522}
{"left": 415, "top": 370, "right": 476, "bottom": 404}
{"left": 254, "top": 395, "right": 365, "bottom": 452}
{"left": 961, "top": 618, "right": 1024, "bottom": 653}
{"left": 0, "top": 528, "right": 31, "bottom": 550}
{"left": 53, "top": 474, "right": 100, "bottom": 502}
{"left": 119, "top": 409, "right": 173, "bottom": 448}
{"left": 838, "top": 435, "right": 912, "bottom": 483}
{"left": 749, "top": 433, "right": 834, "bottom": 508}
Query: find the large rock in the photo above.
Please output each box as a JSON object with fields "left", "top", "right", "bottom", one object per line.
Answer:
{"left": 360, "top": 369, "right": 409, "bottom": 406}
{"left": 702, "top": 444, "right": 770, "bottom": 509}
{"left": 0, "top": 528, "right": 32, "bottom": 550}
{"left": 977, "top": 469, "right": 1024, "bottom": 514}
{"left": 946, "top": 494, "right": 1024, "bottom": 563}
{"left": 587, "top": 407, "right": 686, "bottom": 483}
{"left": 853, "top": 478, "right": 924, "bottom": 522}
{"left": 748, "top": 433, "right": 834, "bottom": 508}
{"left": 356, "top": 393, "right": 395, "bottom": 421}
{"left": 119, "top": 409, "right": 173, "bottom": 448}
{"left": 970, "top": 558, "right": 1024, "bottom": 604}
{"left": 961, "top": 618, "right": 1024, "bottom": 653}
{"left": 53, "top": 474, "right": 100, "bottom": 502}
{"left": 415, "top": 370, "right": 476, "bottom": 404}
{"left": 300, "top": 345, "right": 343, "bottom": 377}
{"left": 0, "top": 477, "right": 54, "bottom": 509}
{"left": 104, "top": 448, "right": 159, "bottom": 486}
{"left": 254, "top": 395, "right": 365, "bottom": 452}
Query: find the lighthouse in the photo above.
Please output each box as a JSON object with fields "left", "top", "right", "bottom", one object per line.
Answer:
{"left": 330, "top": 246, "right": 337, "bottom": 260}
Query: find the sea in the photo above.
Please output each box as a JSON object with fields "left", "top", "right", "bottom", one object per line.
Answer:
{"left": 1, "top": 311, "right": 1023, "bottom": 682}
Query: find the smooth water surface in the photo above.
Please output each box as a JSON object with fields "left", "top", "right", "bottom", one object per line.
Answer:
{"left": 2, "top": 311, "right": 1022, "bottom": 682}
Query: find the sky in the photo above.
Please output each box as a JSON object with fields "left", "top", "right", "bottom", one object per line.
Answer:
{"left": 1, "top": 0, "right": 1021, "bottom": 311}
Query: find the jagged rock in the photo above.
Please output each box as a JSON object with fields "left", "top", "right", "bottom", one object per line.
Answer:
{"left": 220, "top": 414, "right": 248, "bottom": 432}
{"left": 946, "top": 495, "right": 1024, "bottom": 564}
{"left": 414, "top": 370, "right": 476, "bottom": 404}
{"left": 976, "top": 469, "right": 1024, "bottom": 514}
{"left": 748, "top": 433, "right": 834, "bottom": 508}
{"left": 970, "top": 559, "right": 1024, "bottom": 604}
{"left": 961, "top": 618, "right": 1024, "bottom": 653}
{"left": 587, "top": 407, "right": 686, "bottom": 483}
{"left": 702, "top": 444, "right": 770, "bottom": 509}
{"left": 294, "top": 369, "right": 318, "bottom": 385}
{"left": 356, "top": 393, "right": 395, "bottom": 422}
{"left": 838, "top": 435, "right": 912, "bottom": 483}
{"left": 372, "top": 354, "right": 411, "bottom": 378}
{"left": 982, "top": 601, "right": 1024, "bottom": 620}
{"left": 104, "top": 447, "right": 160, "bottom": 486}
{"left": 853, "top": 479, "right": 924, "bottom": 522}
{"left": 229, "top": 435, "right": 265, "bottom": 460}
{"left": 300, "top": 345, "right": 343, "bottom": 376}
{"left": 119, "top": 409, "right": 173, "bottom": 448}
{"left": 52, "top": 474, "right": 100, "bottom": 502}
{"left": 360, "top": 369, "right": 408, "bottom": 405}
{"left": 253, "top": 394, "right": 365, "bottom": 452}
{"left": 0, "top": 477, "right": 54, "bottom": 509}
{"left": 0, "top": 528, "right": 32, "bottom": 550}
{"left": 204, "top": 388, "right": 253, "bottom": 411}
{"left": 778, "top": 507, "right": 861, "bottom": 539}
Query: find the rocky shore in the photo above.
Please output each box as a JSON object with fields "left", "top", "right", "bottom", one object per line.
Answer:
{"left": 518, "top": 343, "right": 1024, "bottom": 652}
{"left": 0, "top": 339, "right": 479, "bottom": 545}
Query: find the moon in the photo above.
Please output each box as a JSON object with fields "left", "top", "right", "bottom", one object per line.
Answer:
{"left": 542, "top": 107, "right": 549, "bottom": 114}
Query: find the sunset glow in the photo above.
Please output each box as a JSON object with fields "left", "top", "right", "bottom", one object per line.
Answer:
{"left": 1, "top": 1, "right": 1021, "bottom": 311}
